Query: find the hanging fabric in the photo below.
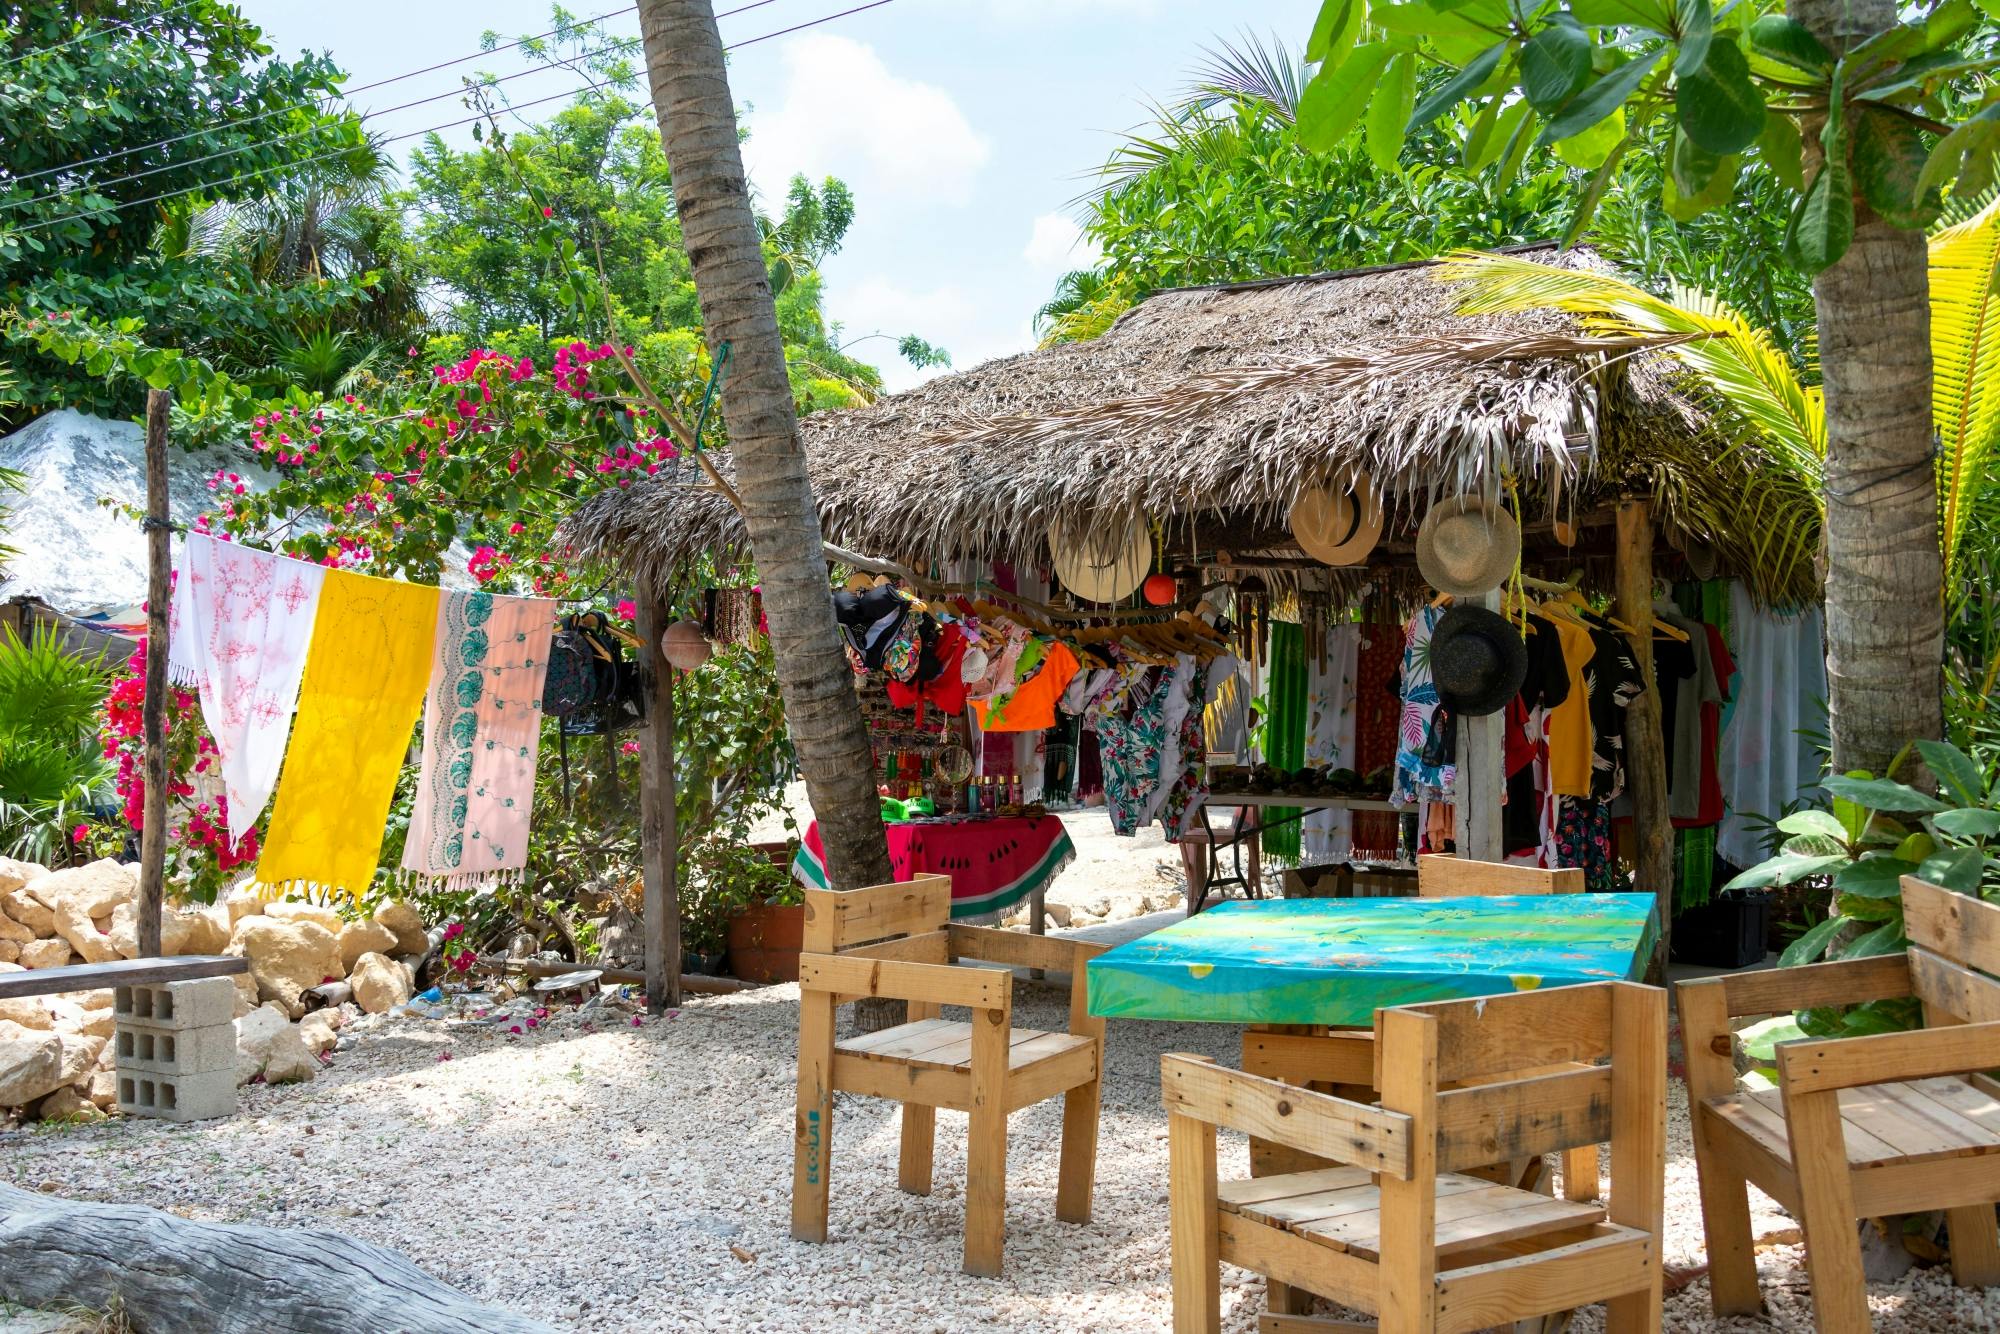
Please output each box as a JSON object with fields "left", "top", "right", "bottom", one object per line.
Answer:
{"left": 166, "top": 533, "right": 327, "bottom": 847}
{"left": 1392, "top": 604, "right": 1454, "bottom": 808}
{"left": 402, "top": 590, "right": 557, "bottom": 891}
{"left": 257, "top": 568, "right": 440, "bottom": 900}
{"left": 1302, "top": 623, "right": 1361, "bottom": 863}
{"left": 1261, "top": 621, "right": 1308, "bottom": 861}
{"left": 1349, "top": 623, "right": 1403, "bottom": 859}
{"left": 1717, "top": 587, "right": 1827, "bottom": 870}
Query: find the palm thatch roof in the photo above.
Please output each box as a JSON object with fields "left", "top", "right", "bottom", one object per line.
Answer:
{"left": 563, "top": 245, "right": 1812, "bottom": 605}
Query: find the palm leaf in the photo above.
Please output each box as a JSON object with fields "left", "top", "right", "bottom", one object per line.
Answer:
{"left": 1928, "top": 191, "right": 2000, "bottom": 594}
{"left": 0, "top": 625, "right": 110, "bottom": 743}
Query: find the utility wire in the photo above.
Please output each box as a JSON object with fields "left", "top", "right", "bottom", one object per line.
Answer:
{"left": 0, "top": 0, "right": 205, "bottom": 71}
{"left": 0, "top": 0, "right": 781, "bottom": 191}
{"left": 3, "top": 0, "right": 901, "bottom": 240}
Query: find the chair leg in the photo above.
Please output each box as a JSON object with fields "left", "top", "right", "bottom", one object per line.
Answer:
{"left": 1602, "top": 1272, "right": 1663, "bottom": 1334}
{"left": 1947, "top": 1204, "right": 2000, "bottom": 1287}
{"left": 1561, "top": 1144, "right": 1599, "bottom": 1201}
{"left": 791, "top": 999, "right": 835, "bottom": 1244}
{"left": 1168, "top": 1110, "right": 1221, "bottom": 1334}
{"left": 1055, "top": 1073, "right": 1101, "bottom": 1224}
{"left": 1787, "top": 1091, "right": 1872, "bottom": 1334}
{"left": 1691, "top": 1141, "right": 1761, "bottom": 1315}
{"left": 964, "top": 1008, "right": 1010, "bottom": 1277}
{"left": 899, "top": 1103, "right": 935, "bottom": 1195}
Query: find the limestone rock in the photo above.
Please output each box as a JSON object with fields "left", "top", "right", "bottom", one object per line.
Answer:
{"left": 231, "top": 972, "right": 259, "bottom": 1017}
{"left": 52, "top": 894, "right": 122, "bottom": 964}
{"left": 180, "top": 905, "right": 232, "bottom": 955}
{"left": 337, "top": 919, "right": 399, "bottom": 973}
{"left": 235, "top": 1003, "right": 316, "bottom": 1085}
{"left": 26, "top": 858, "right": 135, "bottom": 917}
{"left": 229, "top": 917, "right": 341, "bottom": 1018}
{"left": 105, "top": 901, "right": 205, "bottom": 960}
{"left": 223, "top": 889, "right": 265, "bottom": 926}
{"left": 0, "top": 910, "right": 32, "bottom": 944}
{"left": 36, "top": 1085, "right": 104, "bottom": 1123}
{"left": 0, "top": 961, "right": 21, "bottom": 972}
{"left": 0, "top": 857, "right": 49, "bottom": 894}
{"left": 264, "top": 900, "right": 344, "bottom": 935}
{"left": 55, "top": 1034, "right": 104, "bottom": 1085}
{"left": 0, "top": 998, "right": 51, "bottom": 1030}
{"left": 348, "top": 951, "right": 414, "bottom": 1015}
{"left": 0, "top": 1020, "right": 66, "bottom": 1107}
{"left": 373, "top": 900, "right": 428, "bottom": 956}
{"left": 84, "top": 1067, "right": 117, "bottom": 1110}
{"left": 297, "top": 1010, "right": 339, "bottom": 1056}
{"left": 0, "top": 887, "right": 54, "bottom": 936}
{"left": 17, "top": 938, "right": 71, "bottom": 970}
{"left": 0, "top": 941, "right": 17, "bottom": 965}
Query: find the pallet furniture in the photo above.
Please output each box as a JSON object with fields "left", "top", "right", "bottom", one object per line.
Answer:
{"left": 790, "top": 874, "right": 1109, "bottom": 1276}
{"left": 1679, "top": 875, "right": 2000, "bottom": 1332}
{"left": 1164, "top": 981, "right": 1666, "bottom": 1333}
{"left": 1415, "top": 853, "right": 1584, "bottom": 897}
{"left": 1180, "top": 805, "right": 1263, "bottom": 911}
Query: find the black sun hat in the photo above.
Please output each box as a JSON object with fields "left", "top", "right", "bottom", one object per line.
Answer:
{"left": 1429, "top": 605, "right": 1530, "bottom": 718}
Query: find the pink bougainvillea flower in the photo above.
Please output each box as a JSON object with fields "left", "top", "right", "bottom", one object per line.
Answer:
{"left": 508, "top": 1024, "right": 522, "bottom": 1035}
{"left": 615, "top": 599, "right": 636, "bottom": 620}
{"left": 71, "top": 824, "right": 90, "bottom": 842}
{"left": 542, "top": 206, "right": 553, "bottom": 218}
{"left": 436, "top": 1050, "right": 452, "bottom": 1062}
{"left": 631, "top": 1015, "right": 644, "bottom": 1028}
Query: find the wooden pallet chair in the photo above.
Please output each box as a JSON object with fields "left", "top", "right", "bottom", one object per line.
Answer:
{"left": 1165, "top": 980, "right": 1667, "bottom": 1333}
{"left": 1678, "top": 875, "right": 2000, "bottom": 1332}
{"left": 790, "top": 873, "right": 1109, "bottom": 1276}
{"left": 1416, "top": 853, "right": 1585, "bottom": 897}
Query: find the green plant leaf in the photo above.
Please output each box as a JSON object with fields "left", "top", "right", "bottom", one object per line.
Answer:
{"left": 1919, "top": 101, "right": 2000, "bottom": 200}
{"left": 1664, "top": 143, "right": 1739, "bottom": 218}
{"left": 1738, "top": 1014, "right": 1805, "bottom": 1061}
{"left": 1748, "top": 15, "right": 1832, "bottom": 77}
{"left": 1777, "top": 808, "right": 1849, "bottom": 842}
{"left": 1915, "top": 739, "right": 1987, "bottom": 806}
{"left": 1569, "top": 0, "right": 1672, "bottom": 31}
{"left": 1779, "top": 912, "right": 1846, "bottom": 966}
{"left": 1757, "top": 110, "right": 1805, "bottom": 190}
{"left": 1556, "top": 106, "right": 1626, "bottom": 167}
{"left": 1463, "top": 94, "right": 1506, "bottom": 168}
{"left": 1833, "top": 854, "right": 1920, "bottom": 897}
{"left": 1852, "top": 104, "right": 1944, "bottom": 228}
{"left": 1893, "top": 832, "right": 1938, "bottom": 863}
{"left": 1298, "top": 44, "right": 1396, "bottom": 150}
{"left": 1919, "top": 846, "right": 1989, "bottom": 890}
{"left": 1409, "top": 40, "right": 1510, "bottom": 133}
{"left": 1371, "top": 1, "right": 1493, "bottom": 38}
{"left": 1823, "top": 774, "right": 1945, "bottom": 812}
{"left": 1559, "top": 132, "right": 1635, "bottom": 244}
{"left": 1843, "top": 920, "right": 1908, "bottom": 957}
{"left": 1307, "top": 0, "right": 1355, "bottom": 63}
{"left": 1935, "top": 809, "right": 2000, "bottom": 838}
{"left": 1538, "top": 48, "right": 1662, "bottom": 146}
{"left": 1836, "top": 891, "right": 1901, "bottom": 922}
{"left": 1673, "top": 0, "right": 1714, "bottom": 77}
{"left": 1678, "top": 39, "right": 1767, "bottom": 154}
{"left": 1724, "top": 850, "right": 1849, "bottom": 889}
{"left": 1522, "top": 17, "right": 1593, "bottom": 111}
{"left": 1368, "top": 54, "right": 1419, "bottom": 171}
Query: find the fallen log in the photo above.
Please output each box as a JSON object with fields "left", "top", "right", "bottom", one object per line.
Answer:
{"left": 473, "top": 954, "right": 758, "bottom": 995}
{"left": 0, "top": 1184, "right": 555, "bottom": 1334}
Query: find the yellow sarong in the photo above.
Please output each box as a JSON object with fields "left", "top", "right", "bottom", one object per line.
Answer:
{"left": 257, "top": 568, "right": 440, "bottom": 899}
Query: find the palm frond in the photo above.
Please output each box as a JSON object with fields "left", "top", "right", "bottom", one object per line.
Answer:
{"left": 1186, "top": 31, "right": 1305, "bottom": 121}
{"left": 1928, "top": 190, "right": 2000, "bottom": 594}
{"left": 0, "top": 625, "right": 111, "bottom": 743}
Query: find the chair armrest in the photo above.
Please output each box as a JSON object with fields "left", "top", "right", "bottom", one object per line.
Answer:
{"left": 1160, "top": 1052, "right": 1413, "bottom": 1179}
{"left": 948, "top": 923, "right": 1107, "bottom": 975}
{"left": 798, "top": 951, "right": 1011, "bottom": 1011}
{"left": 1777, "top": 1018, "right": 2000, "bottom": 1096}
{"left": 1686, "top": 952, "right": 1913, "bottom": 1021}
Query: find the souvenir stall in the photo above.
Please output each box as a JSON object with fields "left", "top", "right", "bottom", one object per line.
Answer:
{"left": 564, "top": 244, "right": 1828, "bottom": 968}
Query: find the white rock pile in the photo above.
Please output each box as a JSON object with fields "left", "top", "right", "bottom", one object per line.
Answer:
{"left": 0, "top": 855, "right": 430, "bottom": 1124}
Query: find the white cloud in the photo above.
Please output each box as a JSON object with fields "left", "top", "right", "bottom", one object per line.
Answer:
{"left": 827, "top": 274, "right": 1034, "bottom": 393}
{"left": 1022, "top": 212, "right": 1101, "bottom": 278}
{"left": 740, "top": 34, "right": 990, "bottom": 209}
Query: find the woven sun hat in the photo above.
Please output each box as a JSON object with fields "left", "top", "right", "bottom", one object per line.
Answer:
{"left": 1671, "top": 526, "right": 1722, "bottom": 580}
{"left": 1049, "top": 515, "right": 1150, "bottom": 604}
{"left": 1289, "top": 471, "right": 1383, "bottom": 566}
{"left": 1429, "top": 605, "right": 1529, "bottom": 718}
{"left": 1415, "top": 495, "right": 1521, "bottom": 597}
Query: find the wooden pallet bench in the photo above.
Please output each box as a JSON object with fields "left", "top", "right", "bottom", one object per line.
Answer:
{"left": 0, "top": 955, "right": 248, "bottom": 1001}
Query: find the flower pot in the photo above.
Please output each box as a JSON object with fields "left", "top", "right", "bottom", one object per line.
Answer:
{"left": 726, "top": 902, "right": 805, "bottom": 983}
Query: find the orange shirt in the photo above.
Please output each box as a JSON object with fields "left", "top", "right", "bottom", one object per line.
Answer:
{"left": 1541, "top": 617, "right": 1596, "bottom": 798}
{"left": 971, "top": 640, "right": 1079, "bottom": 733}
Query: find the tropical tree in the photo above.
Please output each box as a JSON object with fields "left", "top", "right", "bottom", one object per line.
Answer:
{"left": 1294, "top": 0, "right": 2000, "bottom": 776}
{"left": 632, "top": 0, "right": 893, "bottom": 936}
{"left": 0, "top": 625, "right": 113, "bottom": 866}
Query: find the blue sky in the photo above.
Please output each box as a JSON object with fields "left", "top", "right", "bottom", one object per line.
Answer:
{"left": 238, "top": 0, "right": 1319, "bottom": 391}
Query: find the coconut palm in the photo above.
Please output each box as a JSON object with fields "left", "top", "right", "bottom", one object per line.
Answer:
{"left": 0, "top": 626, "right": 114, "bottom": 865}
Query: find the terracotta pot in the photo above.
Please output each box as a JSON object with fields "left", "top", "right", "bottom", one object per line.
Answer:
{"left": 726, "top": 902, "right": 805, "bottom": 983}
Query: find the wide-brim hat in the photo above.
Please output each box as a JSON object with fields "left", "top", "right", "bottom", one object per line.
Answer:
{"left": 1430, "top": 605, "right": 1529, "bottom": 718}
{"left": 1290, "top": 472, "right": 1383, "bottom": 566}
{"left": 1416, "top": 495, "right": 1521, "bottom": 597}
{"left": 1671, "top": 526, "right": 1722, "bottom": 580}
{"left": 1050, "top": 516, "right": 1149, "bottom": 604}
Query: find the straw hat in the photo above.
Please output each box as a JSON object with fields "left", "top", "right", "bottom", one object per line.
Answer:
{"left": 1415, "top": 496, "right": 1521, "bottom": 597}
{"left": 1289, "top": 472, "right": 1383, "bottom": 566}
{"left": 1049, "top": 516, "right": 1149, "bottom": 604}
{"left": 1430, "top": 605, "right": 1529, "bottom": 718}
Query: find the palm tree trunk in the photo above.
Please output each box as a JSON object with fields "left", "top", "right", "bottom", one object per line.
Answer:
{"left": 634, "top": 0, "right": 893, "bottom": 898}
{"left": 1792, "top": 0, "right": 1945, "bottom": 776}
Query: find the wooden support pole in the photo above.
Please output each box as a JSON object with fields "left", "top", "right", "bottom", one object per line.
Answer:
{"left": 137, "top": 389, "right": 171, "bottom": 960}
{"left": 1455, "top": 588, "right": 1506, "bottom": 862}
{"left": 635, "top": 575, "right": 681, "bottom": 1013}
{"left": 1614, "top": 500, "right": 1673, "bottom": 972}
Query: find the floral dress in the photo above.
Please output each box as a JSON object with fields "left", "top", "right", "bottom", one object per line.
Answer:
{"left": 1392, "top": 605, "right": 1455, "bottom": 807}
{"left": 1085, "top": 665, "right": 1169, "bottom": 836}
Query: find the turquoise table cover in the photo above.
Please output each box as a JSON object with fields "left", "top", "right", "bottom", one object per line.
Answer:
{"left": 1087, "top": 893, "right": 1659, "bottom": 1026}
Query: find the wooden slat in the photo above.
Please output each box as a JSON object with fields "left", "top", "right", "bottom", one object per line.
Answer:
{"left": 1434, "top": 1066, "right": 1612, "bottom": 1173}
{"left": 1257, "top": 1316, "right": 1375, "bottom": 1333}
{"left": 0, "top": 954, "right": 246, "bottom": 1000}
{"left": 1415, "top": 854, "right": 1582, "bottom": 897}
{"left": 1703, "top": 952, "right": 1913, "bottom": 1020}
{"left": 1236, "top": 1174, "right": 1492, "bottom": 1234}
{"left": 1216, "top": 1211, "right": 1381, "bottom": 1313}
{"left": 1603, "top": 980, "right": 1667, "bottom": 1329}
{"left": 1850, "top": 1146, "right": 2000, "bottom": 1217}
{"left": 1169, "top": 1107, "right": 1221, "bottom": 1334}
{"left": 798, "top": 951, "right": 1010, "bottom": 1010}
{"left": 1909, "top": 947, "right": 2000, "bottom": 1025}
{"left": 829, "top": 1051, "right": 971, "bottom": 1109}
{"left": 947, "top": 923, "right": 1102, "bottom": 974}
{"left": 1219, "top": 1167, "right": 1372, "bottom": 1210}
{"left": 1835, "top": 1082, "right": 1996, "bottom": 1161}
{"left": 1005, "top": 1039, "right": 1097, "bottom": 1112}
{"left": 1777, "top": 1018, "right": 2000, "bottom": 1095}
{"left": 837, "top": 1017, "right": 961, "bottom": 1060}
{"left": 1695, "top": 1099, "right": 1801, "bottom": 1212}
{"left": 1398, "top": 984, "right": 1613, "bottom": 1083}
{"left": 802, "top": 875, "right": 951, "bottom": 952}
{"left": 1904, "top": 876, "right": 2000, "bottom": 972}
{"left": 1242, "top": 1030, "right": 1379, "bottom": 1089}
{"left": 839, "top": 930, "right": 950, "bottom": 965}
{"left": 1161, "top": 1053, "right": 1413, "bottom": 1178}
{"left": 1903, "top": 1075, "right": 2000, "bottom": 1136}
{"left": 1432, "top": 1229, "right": 1654, "bottom": 1334}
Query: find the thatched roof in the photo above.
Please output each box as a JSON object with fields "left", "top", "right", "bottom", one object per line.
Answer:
{"left": 564, "top": 246, "right": 1810, "bottom": 604}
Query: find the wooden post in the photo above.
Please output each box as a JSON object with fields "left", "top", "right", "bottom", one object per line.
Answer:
{"left": 137, "top": 390, "right": 171, "bottom": 959}
{"left": 1455, "top": 588, "right": 1506, "bottom": 862}
{"left": 634, "top": 575, "right": 681, "bottom": 1012}
{"left": 1614, "top": 500, "right": 1673, "bottom": 971}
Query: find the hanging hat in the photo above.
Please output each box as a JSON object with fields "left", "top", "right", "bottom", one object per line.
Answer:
{"left": 1671, "top": 526, "right": 1722, "bottom": 580}
{"left": 1429, "top": 605, "right": 1529, "bottom": 718}
{"left": 1049, "top": 516, "right": 1149, "bottom": 604}
{"left": 662, "top": 620, "right": 713, "bottom": 671}
{"left": 1416, "top": 495, "right": 1521, "bottom": 597}
{"left": 1289, "top": 472, "right": 1383, "bottom": 566}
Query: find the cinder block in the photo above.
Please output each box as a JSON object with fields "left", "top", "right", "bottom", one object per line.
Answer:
{"left": 113, "top": 976, "right": 236, "bottom": 1030}
{"left": 117, "top": 1066, "right": 235, "bottom": 1122}
{"left": 114, "top": 1019, "right": 235, "bottom": 1075}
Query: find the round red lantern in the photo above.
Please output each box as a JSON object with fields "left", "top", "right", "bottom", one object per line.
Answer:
{"left": 1142, "top": 573, "right": 1178, "bottom": 606}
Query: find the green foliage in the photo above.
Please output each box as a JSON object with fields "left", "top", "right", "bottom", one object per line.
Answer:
{"left": 0, "top": 626, "right": 113, "bottom": 865}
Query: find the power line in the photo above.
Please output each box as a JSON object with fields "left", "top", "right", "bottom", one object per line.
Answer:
{"left": 4, "top": 0, "right": 902, "bottom": 240}
{"left": 0, "top": 0, "right": 205, "bottom": 71}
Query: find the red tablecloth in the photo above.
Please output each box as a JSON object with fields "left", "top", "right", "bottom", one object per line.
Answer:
{"left": 791, "top": 815, "right": 1076, "bottom": 918}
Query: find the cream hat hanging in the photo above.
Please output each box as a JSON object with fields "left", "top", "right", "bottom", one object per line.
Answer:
{"left": 1415, "top": 494, "right": 1521, "bottom": 597}
{"left": 1049, "top": 514, "right": 1150, "bottom": 604}
{"left": 1289, "top": 471, "right": 1383, "bottom": 566}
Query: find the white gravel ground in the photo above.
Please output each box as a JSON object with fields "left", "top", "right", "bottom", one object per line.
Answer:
{"left": 6, "top": 976, "right": 2000, "bottom": 1332}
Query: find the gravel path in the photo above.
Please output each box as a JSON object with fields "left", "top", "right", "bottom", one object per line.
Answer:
{"left": 5, "top": 980, "right": 1999, "bottom": 1331}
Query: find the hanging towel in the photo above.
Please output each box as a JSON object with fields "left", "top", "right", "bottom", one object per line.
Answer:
{"left": 402, "top": 590, "right": 556, "bottom": 890}
{"left": 1717, "top": 587, "right": 1827, "bottom": 870}
{"left": 1302, "top": 623, "right": 1361, "bottom": 862}
{"left": 1262, "top": 621, "right": 1308, "bottom": 862}
{"left": 257, "top": 568, "right": 440, "bottom": 900}
{"left": 166, "top": 533, "right": 327, "bottom": 848}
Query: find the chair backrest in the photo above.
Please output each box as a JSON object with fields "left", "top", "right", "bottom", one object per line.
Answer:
{"left": 1417, "top": 853, "right": 1584, "bottom": 898}
{"left": 802, "top": 874, "right": 952, "bottom": 954}
{"left": 1903, "top": 875, "right": 2000, "bottom": 1025}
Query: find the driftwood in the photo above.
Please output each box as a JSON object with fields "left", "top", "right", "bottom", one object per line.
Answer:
{"left": 0, "top": 1184, "right": 555, "bottom": 1334}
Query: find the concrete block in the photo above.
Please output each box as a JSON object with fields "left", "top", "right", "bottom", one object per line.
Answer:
{"left": 113, "top": 1020, "right": 235, "bottom": 1075}
{"left": 117, "top": 1066, "right": 235, "bottom": 1122}
{"left": 113, "top": 976, "right": 235, "bottom": 1030}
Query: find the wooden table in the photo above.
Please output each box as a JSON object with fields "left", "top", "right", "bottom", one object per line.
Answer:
{"left": 1186, "top": 791, "right": 1401, "bottom": 913}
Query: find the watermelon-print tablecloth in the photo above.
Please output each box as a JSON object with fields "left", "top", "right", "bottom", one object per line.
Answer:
{"left": 791, "top": 815, "right": 1077, "bottom": 918}
{"left": 1087, "top": 893, "right": 1658, "bottom": 1026}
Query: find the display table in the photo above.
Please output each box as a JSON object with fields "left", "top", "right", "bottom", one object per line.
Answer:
{"left": 791, "top": 814, "right": 1077, "bottom": 919}
{"left": 1087, "top": 892, "right": 1658, "bottom": 1026}
{"left": 1187, "top": 791, "right": 1402, "bottom": 913}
